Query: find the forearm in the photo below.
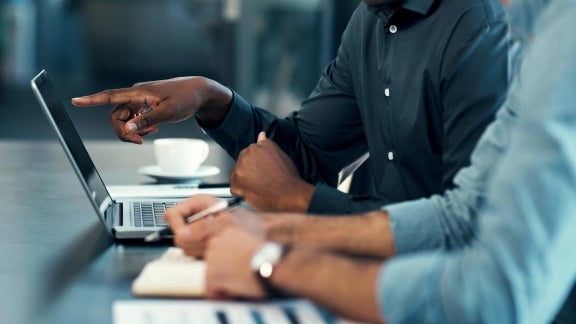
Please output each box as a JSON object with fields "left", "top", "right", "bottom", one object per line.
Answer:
{"left": 272, "top": 248, "right": 382, "bottom": 323}
{"left": 194, "top": 77, "right": 234, "bottom": 128}
{"left": 263, "top": 210, "right": 396, "bottom": 258}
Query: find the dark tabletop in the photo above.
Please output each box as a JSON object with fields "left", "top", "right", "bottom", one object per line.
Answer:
{"left": 0, "top": 140, "right": 233, "bottom": 324}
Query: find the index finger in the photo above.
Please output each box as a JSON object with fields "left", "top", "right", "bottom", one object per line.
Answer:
{"left": 71, "top": 88, "right": 143, "bottom": 107}
{"left": 165, "top": 195, "right": 222, "bottom": 230}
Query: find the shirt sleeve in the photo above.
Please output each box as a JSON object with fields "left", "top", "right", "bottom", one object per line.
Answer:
{"left": 438, "top": 7, "right": 510, "bottom": 190}
{"left": 203, "top": 86, "right": 367, "bottom": 187}
{"left": 385, "top": 99, "right": 516, "bottom": 253}
{"left": 308, "top": 183, "right": 391, "bottom": 214}
{"left": 378, "top": 5, "right": 576, "bottom": 322}
{"left": 202, "top": 91, "right": 275, "bottom": 159}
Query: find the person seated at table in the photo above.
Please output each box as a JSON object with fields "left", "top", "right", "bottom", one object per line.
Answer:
{"left": 163, "top": 0, "right": 576, "bottom": 322}
{"left": 71, "top": 0, "right": 510, "bottom": 215}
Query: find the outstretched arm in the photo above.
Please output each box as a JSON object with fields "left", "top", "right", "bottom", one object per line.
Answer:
{"left": 71, "top": 77, "right": 232, "bottom": 144}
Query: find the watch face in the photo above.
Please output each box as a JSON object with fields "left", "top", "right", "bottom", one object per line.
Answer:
{"left": 250, "top": 242, "right": 283, "bottom": 272}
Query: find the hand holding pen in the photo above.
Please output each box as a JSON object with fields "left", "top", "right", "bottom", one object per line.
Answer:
{"left": 145, "top": 196, "right": 244, "bottom": 242}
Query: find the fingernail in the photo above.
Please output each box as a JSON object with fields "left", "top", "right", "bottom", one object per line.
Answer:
{"left": 126, "top": 122, "right": 138, "bottom": 133}
{"left": 140, "top": 106, "right": 153, "bottom": 114}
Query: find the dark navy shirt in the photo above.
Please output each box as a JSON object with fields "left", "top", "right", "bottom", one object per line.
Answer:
{"left": 205, "top": 0, "right": 510, "bottom": 214}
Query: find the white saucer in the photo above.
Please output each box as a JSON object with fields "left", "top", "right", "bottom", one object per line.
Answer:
{"left": 138, "top": 165, "right": 220, "bottom": 183}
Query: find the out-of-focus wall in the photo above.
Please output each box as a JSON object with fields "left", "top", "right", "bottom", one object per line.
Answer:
{"left": 1, "top": 0, "right": 38, "bottom": 87}
{"left": 0, "top": 0, "right": 357, "bottom": 140}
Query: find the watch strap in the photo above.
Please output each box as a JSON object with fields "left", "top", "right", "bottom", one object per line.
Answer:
{"left": 254, "top": 244, "right": 291, "bottom": 298}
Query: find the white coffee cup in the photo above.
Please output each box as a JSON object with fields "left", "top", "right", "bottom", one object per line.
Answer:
{"left": 153, "top": 138, "right": 209, "bottom": 175}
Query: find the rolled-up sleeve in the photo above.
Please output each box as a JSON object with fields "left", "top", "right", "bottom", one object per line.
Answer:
{"left": 386, "top": 98, "right": 517, "bottom": 253}
{"left": 377, "top": 4, "right": 576, "bottom": 322}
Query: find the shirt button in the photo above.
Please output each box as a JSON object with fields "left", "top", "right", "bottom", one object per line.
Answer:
{"left": 387, "top": 151, "right": 394, "bottom": 161}
{"left": 389, "top": 25, "right": 397, "bottom": 33}
{"left": 384, "top": 88, "right": 390, "bottom": 97}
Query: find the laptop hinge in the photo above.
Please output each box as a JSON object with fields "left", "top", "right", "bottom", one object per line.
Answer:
{"left": 117, "top": 202, "right": 123, "bottom": 226}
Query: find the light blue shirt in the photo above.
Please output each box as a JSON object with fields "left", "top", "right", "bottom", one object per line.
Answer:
{"left": 378, "top": 0, "right": 576, "bottom": 322}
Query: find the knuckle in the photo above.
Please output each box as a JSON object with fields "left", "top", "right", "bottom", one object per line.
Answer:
{"left": 229, "top": 185, "right": 241, "bottom": 197}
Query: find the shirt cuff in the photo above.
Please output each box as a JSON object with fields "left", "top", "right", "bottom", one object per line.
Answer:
{"left": 200, "top": 91, "right": 256, "bottom": 150}
{"left": 307, "top": 183, "right": 351, "bottom": 214}
{"left": 383, "top": 198, "right": 444, "bottom": 254}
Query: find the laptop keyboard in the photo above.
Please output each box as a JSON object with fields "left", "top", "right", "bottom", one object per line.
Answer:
{"left": 132, "top": 202, "right": 177, "bottom": 227}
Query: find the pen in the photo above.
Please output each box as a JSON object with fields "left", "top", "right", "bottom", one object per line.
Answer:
{"left": 144, "top": 196, "right": 243, "bottom": 242}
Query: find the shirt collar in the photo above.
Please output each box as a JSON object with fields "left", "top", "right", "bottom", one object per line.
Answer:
{"left": 401, "top": 0, "right": 436, "bottom": 16}
{"left": 366, "top": 0, "right": 436, "bottom": 17}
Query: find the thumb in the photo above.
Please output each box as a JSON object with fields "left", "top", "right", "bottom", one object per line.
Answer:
{"left": 125, "top": 108, "right": 160, "bottom": 134}
{"left": 257, "top": 131, "right": 267, "bottom": 142}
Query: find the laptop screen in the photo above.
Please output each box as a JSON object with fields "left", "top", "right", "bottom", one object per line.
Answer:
{"left": 31, "top": 70, "right": 113, "bottom": 226}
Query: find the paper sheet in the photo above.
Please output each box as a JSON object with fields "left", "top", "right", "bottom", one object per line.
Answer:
{"left": 113, "top": 299, "right": 332, "bottom": 324}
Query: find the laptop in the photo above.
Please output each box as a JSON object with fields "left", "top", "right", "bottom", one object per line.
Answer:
{"left": 31, "top": 70, "right": 228, "bottom": 240}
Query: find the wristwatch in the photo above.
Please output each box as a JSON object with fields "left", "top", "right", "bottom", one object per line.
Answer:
{"left": 250, "top": 242, "right": 289, "bottom": 296}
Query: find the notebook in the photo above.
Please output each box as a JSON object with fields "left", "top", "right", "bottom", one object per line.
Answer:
{"left": 30, "top": 70, "right": 229, "bottom": 240}
{"left": 132, "top": 247, "right": 206, "bottom": 297}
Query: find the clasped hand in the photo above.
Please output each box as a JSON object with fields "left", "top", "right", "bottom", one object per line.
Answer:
{"left": 231, "top": 132, "right": 315, "bottom": 212}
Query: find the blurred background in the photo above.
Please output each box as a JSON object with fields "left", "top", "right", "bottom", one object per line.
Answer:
{"left": 0, "top": 0, "right": 358, "bottom": 141}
